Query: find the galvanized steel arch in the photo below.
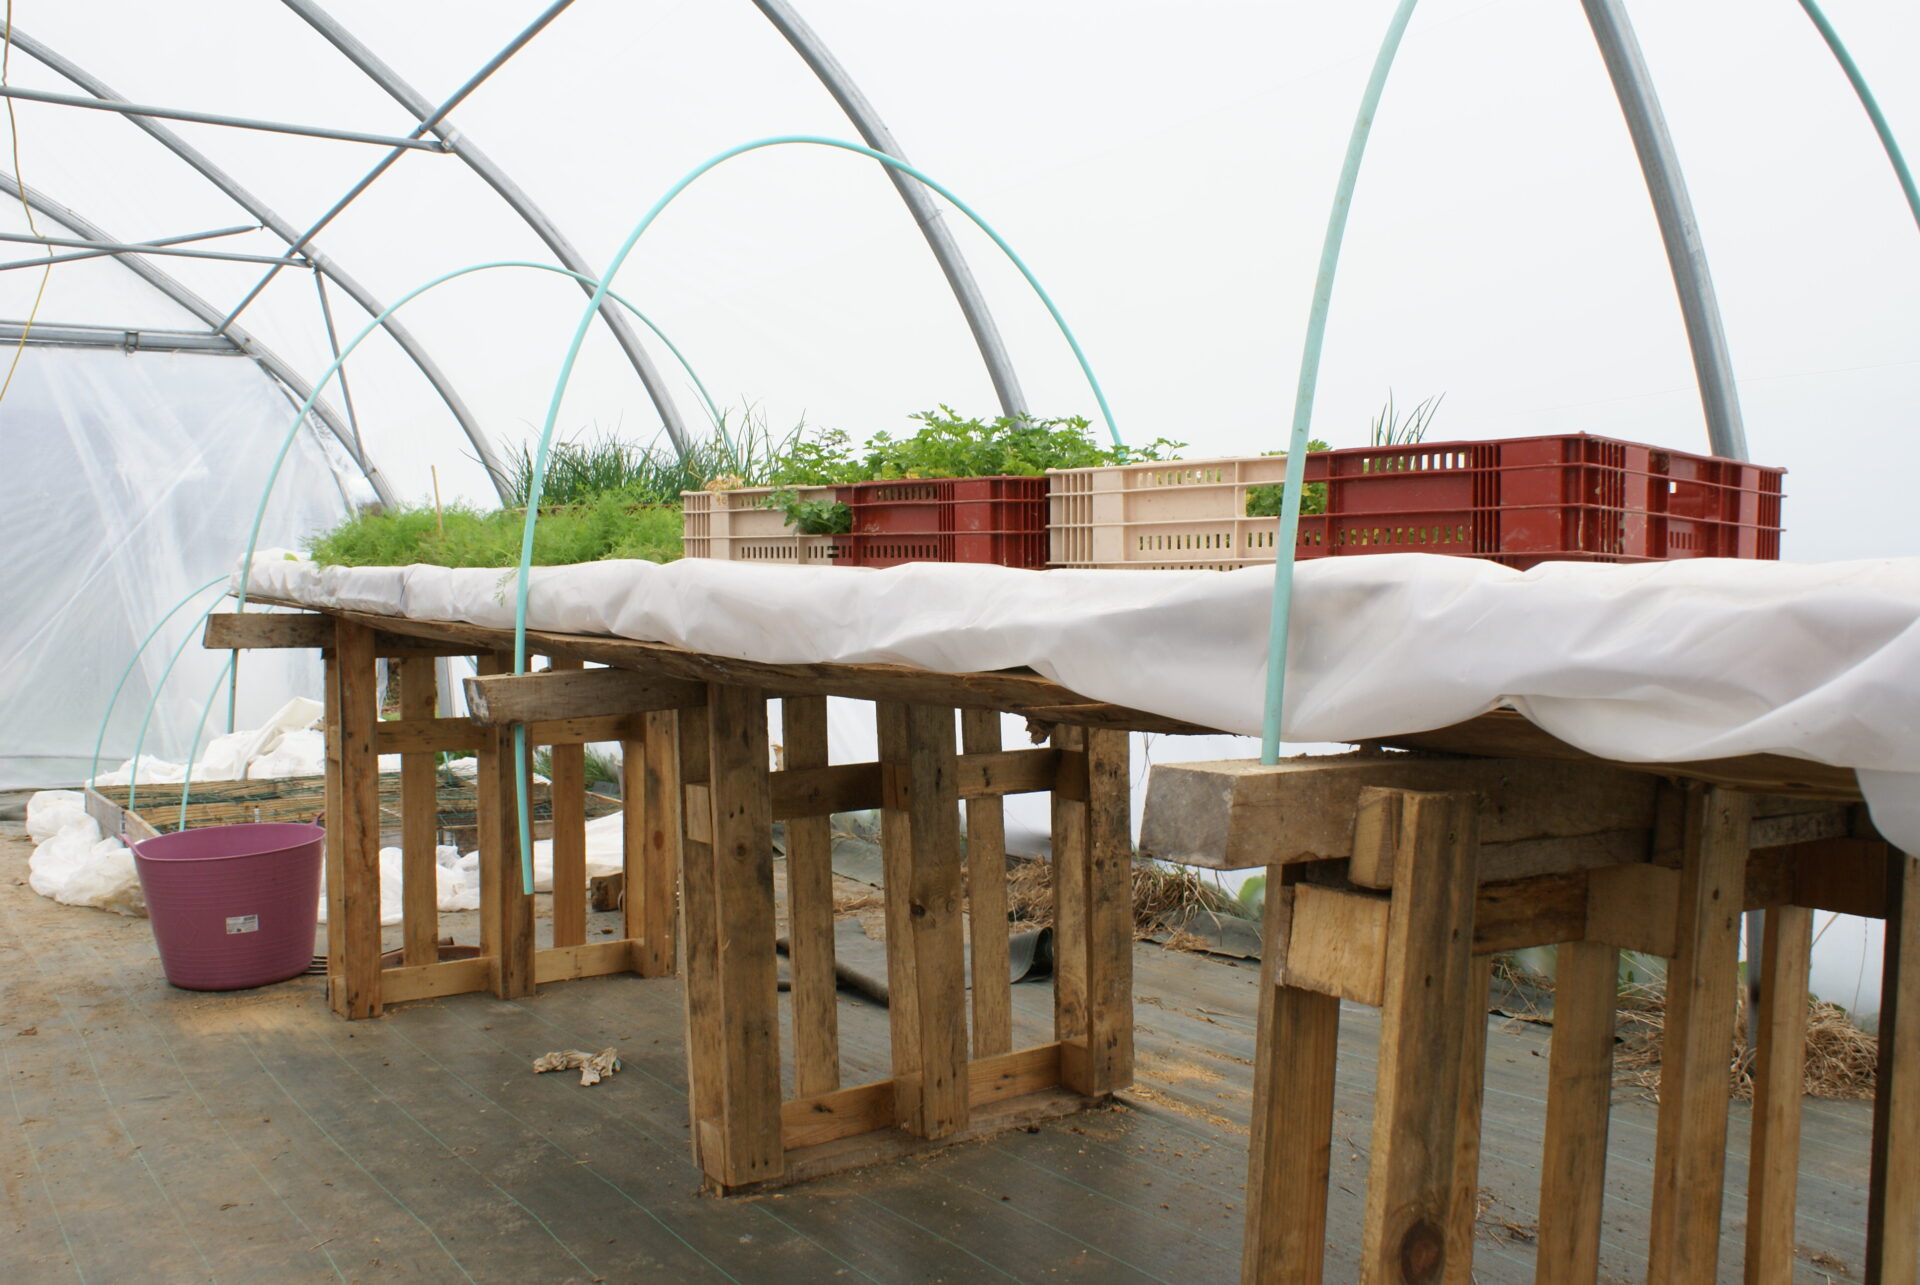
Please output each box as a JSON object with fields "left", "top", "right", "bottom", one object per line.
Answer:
{"left": 279, "top": 0, "right": 699, "bottom": 457}
{"left": 0, "top": 172, "right": 397, "bottom": 505}
{"left": 3, "top": 25, "right": 513, "bottom": 501}
{"left": 750, "top": 0, "right": 1029, "bottom": 417}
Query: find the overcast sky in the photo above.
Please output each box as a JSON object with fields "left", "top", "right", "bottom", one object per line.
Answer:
{"left": 2, "top": 0, "right": 1916, "bottom": 561}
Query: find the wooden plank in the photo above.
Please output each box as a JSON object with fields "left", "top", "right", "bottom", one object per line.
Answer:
{"left": 1793, "top": 837, "right": 1895, "bottom": 918}
{"left": 1284, "top": 884, "right": 1390, "bottom": 1005}
{"left": 704, "top": 684, "right": 784, "bottom": 1186}
{"left": 967, "top": 1042, "right": 1062, "bottom": 1108}
{"left": 1647, "top": 786, "right": 1752, "bottom": 1284}
{"left": 777, "top": 1045, "right": 1064, "bottom": 1153}
{"left": 1050, "top": 724, "right": 1091, "bottom": 1091}
{"left": 1586, "top": 863, "right": 1683, "bottom": 957}
{"left": 204, "top": 611, "right": 332, "bottom": 650}
{"left": 1349, "top": 785, "right": 1402, "bottom": 890}
{"left": 280, "top": 600, "right": 1214, "bottom": 734}
{"left": 1244, "top": 873, "right": 1342, "bottom": 1285}
{"left": 1745, "top": 903, "right": 1811, "bottom": 1285}
{"left": 474, "top": 652, "right": 533, "bottom": 1001}
{"left": 960, "top": 708, "right": 1013, "bottom": 1059}
{"left": 1866, "top": 849, "right": 1920, "bottom": 1285}
{"left": 762, "top": 748, "right": 1061, "bottom": 819}
{"left": 782, "top": 1080, "right": 895, "bottom": 1151}
{"left": 675, "top": 704, "right": 724, "bottom": 1178}
{"left": 876, "top": 702, "right": 924, "bottom": 1132}
{"left": 379, "top": 955, "right": 492, "bottom": 1005}
{"left": 533, "top": 939, "right": 639, "bottom": 984}
{"left": 461, "top": 665, "right": 706, "bottom": 724}
{"left": 322, "top": 646, "right": 348, "bottom": 1014}
{"left": 330, "top": 617, "right": 383, "bottom": 1020}
{"left": 1472, "top": 872, "right": 1590, "bottom": 955}
{"left": 632, "top": 710, "right": 680, "bottom": 978}
{"left": 374, "top": 717, "right": 483, "bottom": 756}
{"left": 900, "top": 704, "right": 970, "bottom": 1137}
{"left": 1079, "top": 728, "right": 1134, "bottom": 1095}
{"left": 783, "top": 695, "right": 840, "bottom": 1099}
{"left": 397, "top": 656, "right": 440, "bottom": 968}
{"left": 1361, "top": 790, "right": 1479, "bottom": 1284}
{"left": 1375, "top": 707, "right": 1862, "bottom": 800}
{"left": 1538, "top": 939, "right": 1620, "bottom": 1283}
{"left": 544, "top": 659, "right": 589, "bottom": 950}
{"left": 1140, "top": 754, "right": 1660, "bottom": 870}
{"left": 1444, "top": 958, "right": 1493, "bottom": 1285}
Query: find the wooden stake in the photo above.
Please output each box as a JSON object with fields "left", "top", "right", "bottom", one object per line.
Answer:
{"left": 1444, "top": 957, "right": 1494, "bottom": 1284}
{"left": 330, "top": 618, "right": 383, "bottom": 1019}
{"left": 675, "top": 702, "right": 724, "bottom": 1176}
{"left": 1647, "top": 785, "right": 1752, "bottom": 1283}
{"left": 632, "top": 709, "right": 679, "bottom": 977}
{"left": 960, "top": 708, "right": 1013, "bottom": 1059}
{"left": 544, "top": 658, "right": 588, "bottom": 949}
{"left": 475, "top": 651, "right": 533, "bottom": 1000}
{"left": 1539, "top": 939, "right": 1620, "bottom": 1282}
{"left": 704, "top": 684, "right": 783, "bottom": 1185}
{"left": 1361, "top": 790, "right": 1479, "bottom": 1284}
{"left": 1242, "top": 874, "right": 1341, "bottom": 1284}
{"left": 1746, "top": 903, "right": 1811, "bottom": 1284}
{"left": 397, "top": 655, "right": 440, "bottom": 967}
{"left": 783, "top": 695, "right": 840, "bottom": 1098}
{"left": 1866, "top": 850, "right": 1920, "bottom": 1285}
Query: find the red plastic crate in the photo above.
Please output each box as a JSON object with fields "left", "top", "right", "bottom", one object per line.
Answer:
{"left": 1295, "top": 435, "right": 1783, "bottom": 567}
{"left": 840, "top": 476, "right": 1050, "bottom": 569}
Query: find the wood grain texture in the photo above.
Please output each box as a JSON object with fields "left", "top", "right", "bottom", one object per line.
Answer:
{"left": 960, "top": 708, "right": 1013, "bottom": 1059}
{"left": 675, "top": 705, "right": 723, "bottom": 1178}
{"left": 1746, "top": 903, "right": 1811, "bottom": 1285}
{"left": 1867, "top": 850, "right": 1920, "bottom": 1285}
{"left": 462, "top": 665, "right": 705, "bottom": 724}
{"left": 704, "top": 685, "right": 784, "bottom": 1186}
{"left": 1538, "top": 939, "right": 1620, "bottom": 1283}
{"left": 1646, "top": 786, "right": 1752, "bottom": 1284}
{"left": 633, "top": 710, "right": 681, "bottom": 977}
{"left": 899, "top": 704, "right": 970, "bottom": 1138}
{"left": 544, "top": 659, "right": 589, "bottom": 950}
{"left": 397, "top": 656, "right": 440, "bottom": 967}
{"left": 321, "top": 647, "right": 347, "bottom": 1014}
{"left": 1361, "top": 790, "right": 1479, "bottom": 1285}
{"left": 782, "top": 696, "right": 840, "bottom": 1098}
{"left": 1442, "top": 957, "right": 1493, "bottom": 1285}
{"left": 330, "top": 619, "right": 383, "bottom": 1019}
{"left": 1243, "top": 873, "right": 1341, "bottom": 1285}
{"left": 474, "top": 652, "right": 533, "bottom": 1001}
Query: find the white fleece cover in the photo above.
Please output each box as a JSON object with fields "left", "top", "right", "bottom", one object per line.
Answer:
{"left": 238, "top": 552, "right": 1920, "bottom": 853}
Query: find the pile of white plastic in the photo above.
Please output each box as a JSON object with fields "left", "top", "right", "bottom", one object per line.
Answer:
{"left": 25, "top": 692, "right": 628, "bottom": 925}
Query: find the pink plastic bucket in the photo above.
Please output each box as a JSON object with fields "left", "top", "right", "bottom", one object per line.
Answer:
{"left": 130, "top": 821, "right": 325, "bottom": 991}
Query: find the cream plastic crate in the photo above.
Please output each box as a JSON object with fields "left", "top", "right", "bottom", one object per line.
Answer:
{"left": 1047, "top": 456, "right": 1294, "bottom": 567}
{"left": 681, "top": 486, "right": 846, "bottom": 565}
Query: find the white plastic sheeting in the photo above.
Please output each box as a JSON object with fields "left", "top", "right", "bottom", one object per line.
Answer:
{"left": 2, "top": 350, "right": 348, "bottom": 789}
{"left": 239, "top": 551, "right": 1920, "bottom": 846}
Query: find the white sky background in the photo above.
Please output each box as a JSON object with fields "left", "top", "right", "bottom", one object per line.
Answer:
{"left": 0, "top": 0, "right": 1914, "bottom": 563}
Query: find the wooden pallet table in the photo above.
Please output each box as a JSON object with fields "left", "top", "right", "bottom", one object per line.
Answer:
{"left": 1143, "top": 713, "right": 1918, "bottom": 1284}
{"left": 207, "top": 601, "right": 1203, "bottom": 1191}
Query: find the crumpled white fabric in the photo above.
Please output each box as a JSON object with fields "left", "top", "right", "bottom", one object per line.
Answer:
{"left": 26, "top": 795, "right": 144, "bottom": 917}
{"left": 238, "top": 552, "right": 1920, "bottom": 852}
{"left": 456, "top": 810, "right": 630, "bottom": 895}
{"left": 92, "top": 697, "right": 328, "bottom": 786}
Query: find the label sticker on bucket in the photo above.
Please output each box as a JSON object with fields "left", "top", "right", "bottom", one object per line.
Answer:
{"left": 226, "top": 914, "right": 260, "bottom": 935}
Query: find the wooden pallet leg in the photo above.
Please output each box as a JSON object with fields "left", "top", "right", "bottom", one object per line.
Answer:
{"left": 877, "top": 702, "right": 970, "bottom": 1140}
{"left": 1867, "top": 850, "right": 1920, "bottom": 1285}
{"left": 1242, "top": 872, "right": 1341, "bottom": 1285}
{"left": 397, "top": 655, "right": 440, "bottom": 967}
{"left": 475, "top": 652, "right": 533, "bottom": 1000}
{"left": 1745, "top": 903, "right": 1812, "bottom": 1284}
{"left": 1050, "top": 725, "right": 1134, "bottom": 1096}
{"left": 327, "top": 618, "right": 383, "bottom": 1019}
{"left": 1443, "top": 957, "right": 1493, "bottom": 1285}
{"left": 783, "top": 695, "right": 840, "bottom": 1098}
{"left": 960, "top": 708, "right": 1013, "bottom": 1059}
{"left": 702, "top": 684, "right": 783, "bottom": 1187}
{"left": 1361, "top": 789, "right": 1479, "bottom": 1285}
{"left": 676, "top": 702, "right": 724, "bottom": 1176}
{"left": 1647, "top": 786, "right": 1753, "bottom": 1284}
{"left": 546, "top": 658, "right": 588, "bottom": 949}
{"left": 1538, "top": 939, "right": 1620, "bottom": 1282}
{"left": 626, "top": 709, "right": 679, "bottom": 978}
